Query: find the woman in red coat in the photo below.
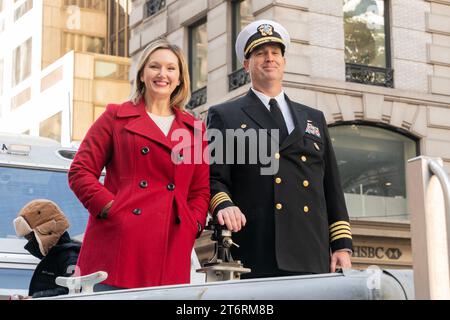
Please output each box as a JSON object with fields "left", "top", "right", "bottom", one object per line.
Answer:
{"left": 68, "top": 38, "right": 210, "bottom": 290}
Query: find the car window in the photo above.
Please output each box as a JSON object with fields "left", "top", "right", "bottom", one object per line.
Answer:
{"left": 0, "top": 167, "right": 89, "bottom": 238}
{"left": 0, "top": 268, "right": 34, "bottom": 290}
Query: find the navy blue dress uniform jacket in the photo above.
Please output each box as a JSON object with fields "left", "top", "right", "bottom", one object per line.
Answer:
{"left": 207, "top": 89, "right": 352, "bottom": 276}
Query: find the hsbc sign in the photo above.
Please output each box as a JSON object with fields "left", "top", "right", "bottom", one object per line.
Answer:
{"left": 352, "top": 246, "right": 403, "bottom": 260}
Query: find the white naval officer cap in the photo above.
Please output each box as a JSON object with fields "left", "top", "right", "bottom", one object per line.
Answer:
{"left": 235, "top": 19, "right": 291, "bottom": 65}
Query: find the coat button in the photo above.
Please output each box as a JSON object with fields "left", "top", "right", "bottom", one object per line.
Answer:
{"left": 141, "top": 147, "right": 150, "bottom": 155}
{"left": 303, "top": 180, "right": 309, "bottom": 188}
{"left": 275, "top": 177, "right": 282, "bottom": 184}
{"left": 303, "top": 206, "right": 309, "bottom": 213}
{"left": 276, "top": 203, "right": 283, "bottom": 210}
{"left": 167, "top": 183, "right": 175, "bottom": 191}
{"left": 301, "top": 155, "right": 307, "bottom": 162}
{"left": 139, "top": 180, "right": 148, "bottom": 188}
{"left": 175, "top": 216, "right": 181, "bottom": 224}
{"left": 274, "top": 153, "right": 280, "bottom": 160}
{"left": 132, "top": 208, "right": 141, "bottom": 215}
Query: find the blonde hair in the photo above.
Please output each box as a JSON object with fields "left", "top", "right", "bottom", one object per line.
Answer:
{"left": 130, "top": 38, "right": 191, "bottom": 110}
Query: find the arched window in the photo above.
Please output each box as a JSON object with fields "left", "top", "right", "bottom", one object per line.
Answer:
{"left": 329, "top": 124, "right": 418, "bottom": 222}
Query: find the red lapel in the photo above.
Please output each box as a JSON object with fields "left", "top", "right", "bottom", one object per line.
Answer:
{"left": 121, "top": 100, "right": 200, "bottom": 151}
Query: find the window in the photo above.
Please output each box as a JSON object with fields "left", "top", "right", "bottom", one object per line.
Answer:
{"left": 40, "top": 66, "right": 63, "bottom": 92}
{"left": 62, "top": 32, "right": 105, "bottom": 54}
{"left": 85, "top": 36, "right": 105, "bottom": 53}
{"left": 229, "top": 0, "right": 254, "bottom": 91}
{"left": 14, "top": 0, "right": 33, "bottom": 21}
{"left": 144, "top": 0, "right": 166, "bottom": 19}
{"left": 39, "top": 112, "right": 62, "bottom": 142}
{"left": 329, "top": 124, "right": 417, "bottom": 222}
{"left": 12, "top": 38, "right": 32, "bottom": 86}
{"left": 344, "top": 0, "right": 393, "bottom": 87}
{"left": 0, "top": 268, "right": 34, "bottom": 290}
{"left": 95, "top": 60, "right": 129, "bottom": 80}
{"left": 231, "top": 0, "right": 253, "bottom": 71}
{"left": 108, "top": 0, "right": 130, "bottom": 57}
{"left": 187, "top": 18, "right": 207, "bottom": 109}
{"left": 11, "top": 87, "right": 31, "bottom": 110}
{"left": 0, "top": 167, "right": 88, "bottom": 238}
{"left": 64, "top": 0, "right": 106, "bottom": 11}
{"left": 62, "top": 32, "right": 81, "bottom": 52}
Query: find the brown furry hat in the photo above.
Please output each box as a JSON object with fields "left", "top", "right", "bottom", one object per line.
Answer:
{"left": 13, "top": 199, "right": 70, "bottom": 256}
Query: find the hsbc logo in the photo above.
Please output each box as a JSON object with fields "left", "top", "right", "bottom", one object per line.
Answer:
{"left": 353, "top": 246, "right": 403, "bottom": 260}
{"left": 385, "top": 248, "right": 402, "bottom": 260}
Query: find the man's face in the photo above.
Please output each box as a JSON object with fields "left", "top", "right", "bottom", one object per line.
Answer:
{"left": 243, "top": 43, "right": 286, "bottom": 86}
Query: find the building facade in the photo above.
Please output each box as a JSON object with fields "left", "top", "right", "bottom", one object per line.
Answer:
{"left": 0, "top": 0, "right": 131, "bottom": 145}
{"left": 129, "top": 0, "right": 450, "bottom": 270}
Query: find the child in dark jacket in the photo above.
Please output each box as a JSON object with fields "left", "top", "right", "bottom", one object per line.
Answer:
{"left": 13, "top": 199, "right": 81, "bottom": 299}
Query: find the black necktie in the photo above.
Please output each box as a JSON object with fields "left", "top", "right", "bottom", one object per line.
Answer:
{"left": 269, "top": 98, "right": 288, "bottom": 143}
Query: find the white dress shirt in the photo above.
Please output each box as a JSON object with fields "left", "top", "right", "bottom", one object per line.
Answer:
{"left": 251, "top": 88, "right": 295, "bottom": 134}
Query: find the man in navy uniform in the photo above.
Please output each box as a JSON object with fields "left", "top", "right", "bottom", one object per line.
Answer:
{"left": 207, "top": 20, "right": 352, "bottom": 278}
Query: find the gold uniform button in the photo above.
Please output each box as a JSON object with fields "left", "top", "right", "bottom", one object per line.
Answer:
{"left": 303, "top": 206, "right": 309, "bottom": 213}
{"left": 314, "top": 142, "right": 320, "bottom": 151}
{"left": 276, "top": 203, "right": 283, "bottom": 210}
{"left": 274, "top": 153, "right": 280, "bottom": 160}
{"left": 240, "top": 124, "right": 247, "bottom": 129}
{"left": 303, "top": 180, "right": 309, "bottom": 187}
{"left": 275, "top": 177, "right": 282, "bottom": 184}
{"left": 301, "top": 155, "right": 307, "bottom": 162}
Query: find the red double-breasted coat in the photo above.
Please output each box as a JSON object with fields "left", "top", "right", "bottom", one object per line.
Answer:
{"left": 68, "top": 99, "right": 210, "bottom": 289}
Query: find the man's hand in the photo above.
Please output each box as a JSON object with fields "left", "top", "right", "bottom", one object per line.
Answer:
{"left": 217, "top": 206, "right": 246, "bottom": 232}
{"left": 330, "top": 250, "right": 352, "bottom": 273}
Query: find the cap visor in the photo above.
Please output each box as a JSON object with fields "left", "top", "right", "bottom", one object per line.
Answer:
{"left": 245, "top": 37, "right": 285, "bottom": 57}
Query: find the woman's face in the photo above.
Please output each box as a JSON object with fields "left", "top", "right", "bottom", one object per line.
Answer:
{"left": 140, "top": 48, "right": 181, "bottom": 102}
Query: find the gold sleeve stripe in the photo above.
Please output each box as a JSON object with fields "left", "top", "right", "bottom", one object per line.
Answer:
{"left": 330, "top": 234, "right": 353, "bottom": 242}
{"left": 330, "top": 232, "right": 352, "bottom": 240}
{"left": 330, "top": 230, "right": 352, "bottom": 239}
{"left": 210, "top": 194, "right": 229, "bottom": 207}
{"left": 329, "top": 221, "right": 350, "bottom": 230}
{"left": 329, "top": 225, "right": 352, "bottom": 234}
{"left": 209, "top": 192, "right": 232, "bottom": 213}
{"left": 210, "top": 195, "right": 228, "bottom": 210}
{"left": 209, "top": 196, "right": 231, "bottom": 213}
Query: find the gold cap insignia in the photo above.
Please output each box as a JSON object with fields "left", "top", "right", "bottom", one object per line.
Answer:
{"left": 258, "top": 24, "right": 273, "bottom": 37}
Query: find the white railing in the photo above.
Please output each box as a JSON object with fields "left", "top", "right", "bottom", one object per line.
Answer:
{"left": 407, "top": 156, "right": 450, "bottom": 299}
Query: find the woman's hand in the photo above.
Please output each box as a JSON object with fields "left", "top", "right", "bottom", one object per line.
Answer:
{"left": 98, "top": 200, "right": 114, "bottom": 219}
